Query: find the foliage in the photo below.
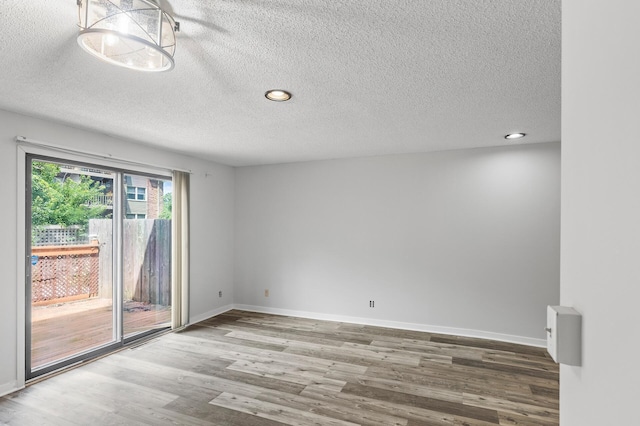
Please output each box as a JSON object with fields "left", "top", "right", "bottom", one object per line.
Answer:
{"left": 159, "top": 192, "right": 172, "bottom": 220}
{"left": 31, "top": 161, "right": 107, "bottom": 229}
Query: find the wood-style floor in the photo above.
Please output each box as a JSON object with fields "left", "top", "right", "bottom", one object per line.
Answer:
{"left": 1, "top": 310, "right": 559, "bottom": 425}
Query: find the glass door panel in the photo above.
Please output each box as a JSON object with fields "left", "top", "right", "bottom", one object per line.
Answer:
{"left": 27, "top": 156, "right": 173, "bottom": 379}
{"left": 29, "top": 158, "right": 116, "bottom": 372}
{"left": 122, "top": 173, "right": 172, "bottom": 337}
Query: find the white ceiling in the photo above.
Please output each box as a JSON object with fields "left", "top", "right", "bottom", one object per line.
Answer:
{"left": 0, "top": 0, "right": 560, "bottom": 166}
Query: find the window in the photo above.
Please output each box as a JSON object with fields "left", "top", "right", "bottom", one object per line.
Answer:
{"left": 125, "top": 214, "right": 146, "bottom": 219}
{"left": 126, "top": 186, "right": 146, "bottom": 201}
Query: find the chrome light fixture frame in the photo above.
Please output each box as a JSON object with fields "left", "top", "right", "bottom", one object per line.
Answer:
{"left": 77, "top": 0, "right": 179, "bottom": 72}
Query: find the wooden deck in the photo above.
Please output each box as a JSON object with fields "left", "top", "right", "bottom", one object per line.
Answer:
{"left": 5, "top": 310, "right": 559, "bottom": 425}
{"left": 31, "top": 298, "right": 171, "bottom": 368}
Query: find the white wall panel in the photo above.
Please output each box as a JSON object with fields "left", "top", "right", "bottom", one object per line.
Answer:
{"left": 235, "top": 143, "right": 560, "bottom": 342}
{"left": 561, "top": 1, "right": 640, "bottom": 423}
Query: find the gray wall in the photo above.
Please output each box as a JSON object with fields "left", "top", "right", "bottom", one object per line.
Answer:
{"left": 0, "top": 108, "right": 562, "bottom": 396}
{"left": 561, "top": 1, "right": 640, "bottom": 423}
{"left": 235, "top": 143, "right": 560, "bottom": 341}
{"left": 0, "top": 109, "right": 235, "bottom": 395}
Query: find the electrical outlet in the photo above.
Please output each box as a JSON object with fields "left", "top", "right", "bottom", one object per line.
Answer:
{"left": 219, "top": 290, "right": 222, "bottom": 298}
{"left": 264, "top": 289, "right": 269, "bottom": 297}
{"left": 369, "top": 300, "right": 375, "bottom": 308}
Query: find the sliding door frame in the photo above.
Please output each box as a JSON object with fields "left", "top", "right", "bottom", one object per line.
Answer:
{"left": 21, "top": 146, "right": 173, "bottom": 381}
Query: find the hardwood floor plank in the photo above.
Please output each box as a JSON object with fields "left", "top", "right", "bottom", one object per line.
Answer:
{"left": 101, "top": 354, "right": 271, "bottom": 399}
{"left": 118, "top": 341, "right": 235, "bottom": 376}
{"left": 452, "top": 358, "right": 559, "bottom": 381}
{"left": 45, "top": 369, "right": 179, "bottom": 411}
{"left": 416, "top": 359, "right": 558, "bottom": 389}
{"left": 210, "top": 322, "right": 355, "bottom": 348}
{"left": 165, "top": 332, "right": 369, "bottom": 376}
{"left": 463, "top": 393, "right": 559, "bottom": 423}
{"left": 365, "top": 364, "right": 535, "bottom": 397}
{"left": 284, "top": 343, "right": 428, "bottom": 370}
{"left": 370, "top": 338, "right": 487, "bottom": 361}
{"left": 430, "top": 336, "right": 547, "bottom": 357}
{"left": 529, "top": 384, "right": 559, "bottom": 399}
{"left": 179, "top": 325, "right": 292, "bottom": 352}
{"left": 338, "top": 341, "right": 423, "bottom": 366}
{"left": 255, "top": 387, "right": 409, "bottom": 426}
{"left": 226, "top": 359, "right": 347, "bottom": 391}
{"left": 210, "top": 392, "right": 359, "bottom": 426}
{"left": 224, "top": 320, "right": 375, "bottom": 346}
{"left": 225, "top": 328, "right": 345, "bottom": 349}
{"left": 331, "top": 375, "right": 464, "bottom": 404}
{"left": 184, "top": 403, "right": 288, "bottom": 426}
{"left": 1, "top": 388, "right": 107, "bottom": 426}
{"left": 498, "top": 411, "right": 560, "bottom": 426}
{"left": 336, "top": 323, "right": 437, "bottom": 341}
{"left": 81, "top": 357, "right": 222, "bottom": 402}
{"left": 482, "top": 353, "right": 559, "bottom": 372}
{"left": 299, "top": 386, "right": 497, "bottom": 426}
{"left": 237, "top": 315, "right": 344, "bottom": 332}
{"left": 108, "top": 348, "right": 307, "bottom": 397}
{"left": 341, "top": 382, "right": 500, "bottom": 424}
{"left": 202, "top": 367, "right": 308, "bottom": 396}
{"left": 368, "top": 340, "right": 455, "bottom": 364}
{"left": 113, "top": 405, "right": 217, "bottom": 426}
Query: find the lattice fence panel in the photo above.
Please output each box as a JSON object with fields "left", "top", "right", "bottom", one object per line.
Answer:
{"left": 32, "top": 226, "right": 88, "bottom": 246}
{"left": 31, "top": 244, "right": 100, "bottom": 304}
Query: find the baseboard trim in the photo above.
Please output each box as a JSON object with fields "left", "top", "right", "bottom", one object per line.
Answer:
{"left": 0, "top": 380, "right": 21, "bottom": 398}
{"left": 233, "top": 304, "right": 547, "bottom": 348}
{"left": 189, "top": 304, "right": 235, "bottom": 325}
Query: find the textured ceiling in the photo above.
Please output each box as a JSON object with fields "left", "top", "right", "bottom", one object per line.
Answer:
{"left": 0, "top": 1, "right": 560, "bottom": 166}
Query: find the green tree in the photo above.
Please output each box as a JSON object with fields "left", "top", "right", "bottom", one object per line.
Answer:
{"left": 159, "top": 192, "right": 172, "bottom": 219}
{"left": 31, "top": 161, "right": 107, "bottom": 229}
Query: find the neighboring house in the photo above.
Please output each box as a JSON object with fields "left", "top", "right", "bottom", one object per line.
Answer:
{"left": 59, "top": 165, "right": 164, "bottom": 219}
{"left": 124, "top": 175, "right": 164, "bottom": 219}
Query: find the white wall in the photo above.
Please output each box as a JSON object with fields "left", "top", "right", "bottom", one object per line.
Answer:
{"left": 561, "top": 2, "right": 640, "bottom": 424}
{"left": 235, "top": 143, "right": 560, "bottom": 343}
{"left": 0, "top": 109, "right": 235, "bottom": 395}
{"left": 0, "top": 109, "right": 562, "bottom": 397}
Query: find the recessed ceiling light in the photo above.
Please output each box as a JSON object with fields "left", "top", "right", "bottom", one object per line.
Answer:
{"left": 265, "top": 90, "right": 292, "bottom": 102}
{"left": 505, "top": 132, "right": 526, "bottom": 140}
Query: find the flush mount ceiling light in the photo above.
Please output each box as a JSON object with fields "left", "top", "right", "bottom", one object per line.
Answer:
{"left": 265, "top": 90, "right": 292, "bottom": 102}
{"left": 77, "top": 0, "right": 180, "bottom": 72}
{"left": 505, "top": 132, "right": 526, "bottom": 140}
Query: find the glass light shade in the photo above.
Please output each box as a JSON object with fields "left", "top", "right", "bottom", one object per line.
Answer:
{"left": 77, "top": 0, "right": 177, "bottom": 72}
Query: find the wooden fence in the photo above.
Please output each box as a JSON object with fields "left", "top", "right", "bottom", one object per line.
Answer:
{"left": 89, "top": 219, "right": 171, "bottom": 305}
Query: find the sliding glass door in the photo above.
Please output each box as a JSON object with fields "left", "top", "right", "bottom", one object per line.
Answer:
{"left": 28, "top": 158, "right": 117, "bottom": 374}
{"left": 26, "top": 155, "right": 172, "bottom": 379}
{"left": 122, "top": 173, "right": 172, "bottom": 339}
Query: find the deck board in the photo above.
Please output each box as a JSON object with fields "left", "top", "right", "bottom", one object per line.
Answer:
{"left": 31, "top": 298, "right": 171, "bottom": 368}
